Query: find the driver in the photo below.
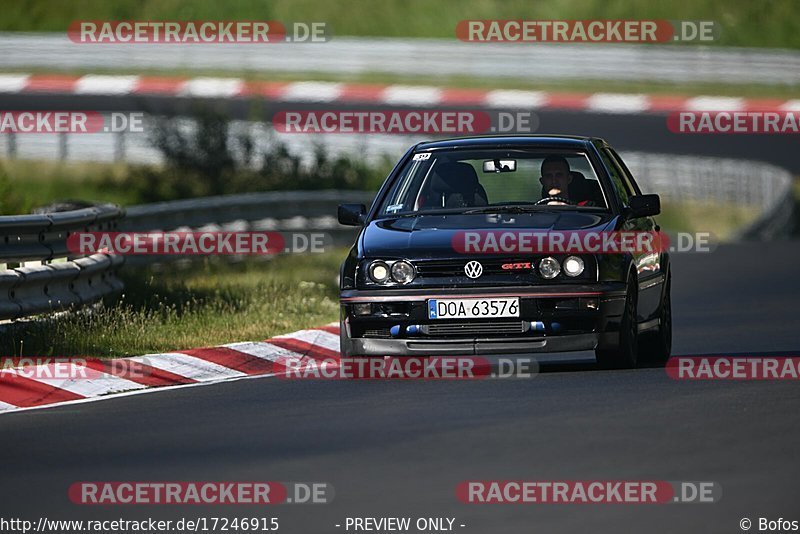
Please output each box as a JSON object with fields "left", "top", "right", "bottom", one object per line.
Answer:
{"left": 539, "top": 155, "right": 573, "bottom": 204}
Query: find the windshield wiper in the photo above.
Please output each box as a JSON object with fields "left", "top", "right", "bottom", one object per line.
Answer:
{"left": 462, "top": 205, "right": 542, "bottom": 214}
{"left": 380, "top": 208, "right": 470, "bottom": 219}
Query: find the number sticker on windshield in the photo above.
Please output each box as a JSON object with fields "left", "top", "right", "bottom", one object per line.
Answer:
{"left": 413, "top": 153, "right": 432, "bottom": 161}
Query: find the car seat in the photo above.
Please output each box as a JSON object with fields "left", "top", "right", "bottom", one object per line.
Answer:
{"left": 427, "top": 162, "right": 489, "bottom": 208}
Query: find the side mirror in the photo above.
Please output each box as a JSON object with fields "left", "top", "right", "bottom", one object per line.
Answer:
{"left": 338, "top": 203, "right": 366, "bottom": 226}
{"left": 627, "top": 194, "right": 661, "bottom": 218}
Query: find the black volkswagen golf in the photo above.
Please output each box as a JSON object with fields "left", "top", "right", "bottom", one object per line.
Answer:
{"left": 337, "top": 135, "right": 671, "bottom": 369}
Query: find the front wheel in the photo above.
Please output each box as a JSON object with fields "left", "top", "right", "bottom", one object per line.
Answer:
{"left": 640, "top": 275, "right": 672, "bottom": 364}
{"left": 596, "top": 278, "right": 639, "bottom": 369}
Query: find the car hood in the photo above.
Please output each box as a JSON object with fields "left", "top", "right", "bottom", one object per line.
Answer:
{"left": 361, "top": 211, "right": 618, "bottom": 258}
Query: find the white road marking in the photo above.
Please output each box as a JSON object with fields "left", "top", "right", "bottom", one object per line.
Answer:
{"left": 275, "top": 329, "right": 340, "bottom": 352}
{"left": 0, "top": 73, "right": 30, "bottom": 92}
{"left": 179, "top": 77, "right": 244, "bottom": 98}
{"left": 19, "top": 365, "right": 146, "bottom": 397}
{"left": 685, "top": 96, "right": 745, "bottom": 111}
{"left": 128, "top": 352, "right": 247, "bottom": 381}
{"left": 74, "top": 75, "right": 140, "bottom": 95}
{"left": 484, "top": 89, "right": 547, "bottom": 108}
{"left": 382, "top": 85, "right": 442, "bottom": 106}
{"left": 282, "top": 81, "right": 343, "bottom": 102}
{"left": 586, "top": 93, "right": 650, "bottom": 114}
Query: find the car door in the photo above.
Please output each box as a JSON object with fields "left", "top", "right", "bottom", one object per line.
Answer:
{"left": 598, "top": 145, "right": 664, "bottom": 323}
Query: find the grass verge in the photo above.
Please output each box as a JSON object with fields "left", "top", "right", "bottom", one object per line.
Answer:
{"left": 0, "top": 159, "right": 140, "bottom": 214}
{"left": 0, "top": 251, "right": 343, "bottom": 358}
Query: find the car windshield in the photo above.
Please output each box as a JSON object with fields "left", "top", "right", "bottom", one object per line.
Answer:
{"left": 377, "top": 148, "right": 609, "bottom": 216}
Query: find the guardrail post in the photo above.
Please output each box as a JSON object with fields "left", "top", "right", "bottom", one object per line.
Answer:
{"left": 114, "top": 131, "right": 125, "bottom": 162}
{"left": 7, "top": 132, "right": 16, "bottom": 159}
{"left": 58, "top": 132, "right": 68, "bottom": 161}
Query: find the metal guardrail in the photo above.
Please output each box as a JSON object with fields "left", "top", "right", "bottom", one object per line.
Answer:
{"left": 122, "top": 190, "right": 374, "bottom": 235}
{"left": 0, "top": 116, "right": 409, "bottom": 166}
{"left": 738, "top": 186, "right": 797, "bottom": 240}
{"left": 624, "top": 152, "right": 793, "bottom": 206}
{"left": 0, "top": 204, "right": 125, "bottom": 321}
{"left": 0, "top": 191, "right": 372, "bottom": 321}
{"left": 622, "top": 152, "right": 795, "bottom": 240}
{"left": 119, "top": 190, "right": 374, "bottom": 266}
{"left": 1, "top": 33, "right": 798, "bottom": 85}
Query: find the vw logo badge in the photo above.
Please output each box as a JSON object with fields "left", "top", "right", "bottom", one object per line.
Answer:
{"left": 464, "top": 260, "right": 483, "bottom": 279}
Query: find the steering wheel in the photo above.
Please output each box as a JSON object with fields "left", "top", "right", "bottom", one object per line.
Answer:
{"left": 535, "top": 196, "right": 574, "bottom": 206}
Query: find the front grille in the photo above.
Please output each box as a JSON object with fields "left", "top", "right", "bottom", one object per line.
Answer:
{"left": 363, "top": 328, "right": 392, "bottom": 338}
{"left": 423, "top": 321, "right": 526, "bottom": 337}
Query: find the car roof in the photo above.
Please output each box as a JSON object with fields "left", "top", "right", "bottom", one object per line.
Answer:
{"left": 415, "top": 135, "right": 604, "bottom": 151}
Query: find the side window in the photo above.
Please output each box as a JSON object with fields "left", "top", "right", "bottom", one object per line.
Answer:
{"left": 607, "top": 148, "right": 642, "bottom": 196}
{"left": 598, "top": 149, "right": 631, "bottom": 205}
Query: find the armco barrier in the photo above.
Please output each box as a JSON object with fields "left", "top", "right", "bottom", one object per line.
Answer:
{"left": 0, "top": 204, "right": 125, "bottom": 321}
{"left": 622, "top": 152, "right": 795, "bottom": 240}
{"left": 2, "top": 34, "right": 798, "bottom": 85}
{"left": 0, "top": 191, "right": 372, "bottom": 321}
{"left": 122, "top": 190, "right": 374, "bottom": 238}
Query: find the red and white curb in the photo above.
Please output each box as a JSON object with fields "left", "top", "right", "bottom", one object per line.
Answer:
{"left": 0, "top": 323, "right": 340, "bottom": 415}
{"left": 1, "top": 73, "right": 798, "bottom": 114}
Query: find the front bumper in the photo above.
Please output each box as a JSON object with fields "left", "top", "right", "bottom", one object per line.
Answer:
{"left": 341, "top": 283, "right": 627, "bottom": 357}
{"left": 348, "top": 333, "right": 600, "bottom": 356}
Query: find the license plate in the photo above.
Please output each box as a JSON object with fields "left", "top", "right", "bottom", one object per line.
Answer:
{"left": 428, "top": 298, "right": 519, "bottom": 320}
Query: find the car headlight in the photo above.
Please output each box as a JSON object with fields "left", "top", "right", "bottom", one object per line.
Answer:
{"left": 391, "top": 260, "right": 415, "bottom": 284}
{"left": 368, "top": 261, "right": 390, "bottom": 283}
{"left": 563, "top": 256, "right": 585, "bottom": 277}
{"left": 538, "top": 257, "right": 561, "bottom": 279}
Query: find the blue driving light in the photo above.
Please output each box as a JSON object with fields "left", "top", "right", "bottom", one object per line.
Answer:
{"left": 524, "top": 321, "right": 545, "bottom": 332}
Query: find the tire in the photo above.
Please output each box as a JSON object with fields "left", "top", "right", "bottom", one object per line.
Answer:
{"left": 596, "top": 277, "right": 639, "bottom": 369}
{"left": 640, "top": 275, "right": 672, "bottom": 365}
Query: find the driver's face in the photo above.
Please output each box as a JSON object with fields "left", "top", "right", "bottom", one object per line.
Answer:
{"left": 540, "top": 162, "right": 572, "bottom": 197}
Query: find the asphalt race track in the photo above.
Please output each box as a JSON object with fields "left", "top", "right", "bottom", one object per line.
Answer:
{"left": 1, "top": 97, "right": 798, "bottom": 533}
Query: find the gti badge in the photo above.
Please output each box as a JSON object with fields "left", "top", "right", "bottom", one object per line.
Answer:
{"left": 464, "top": 260, "right": 483, "bottom": 279}
{"left": 501, "top": 262, "right": 532, "bottom": 270}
